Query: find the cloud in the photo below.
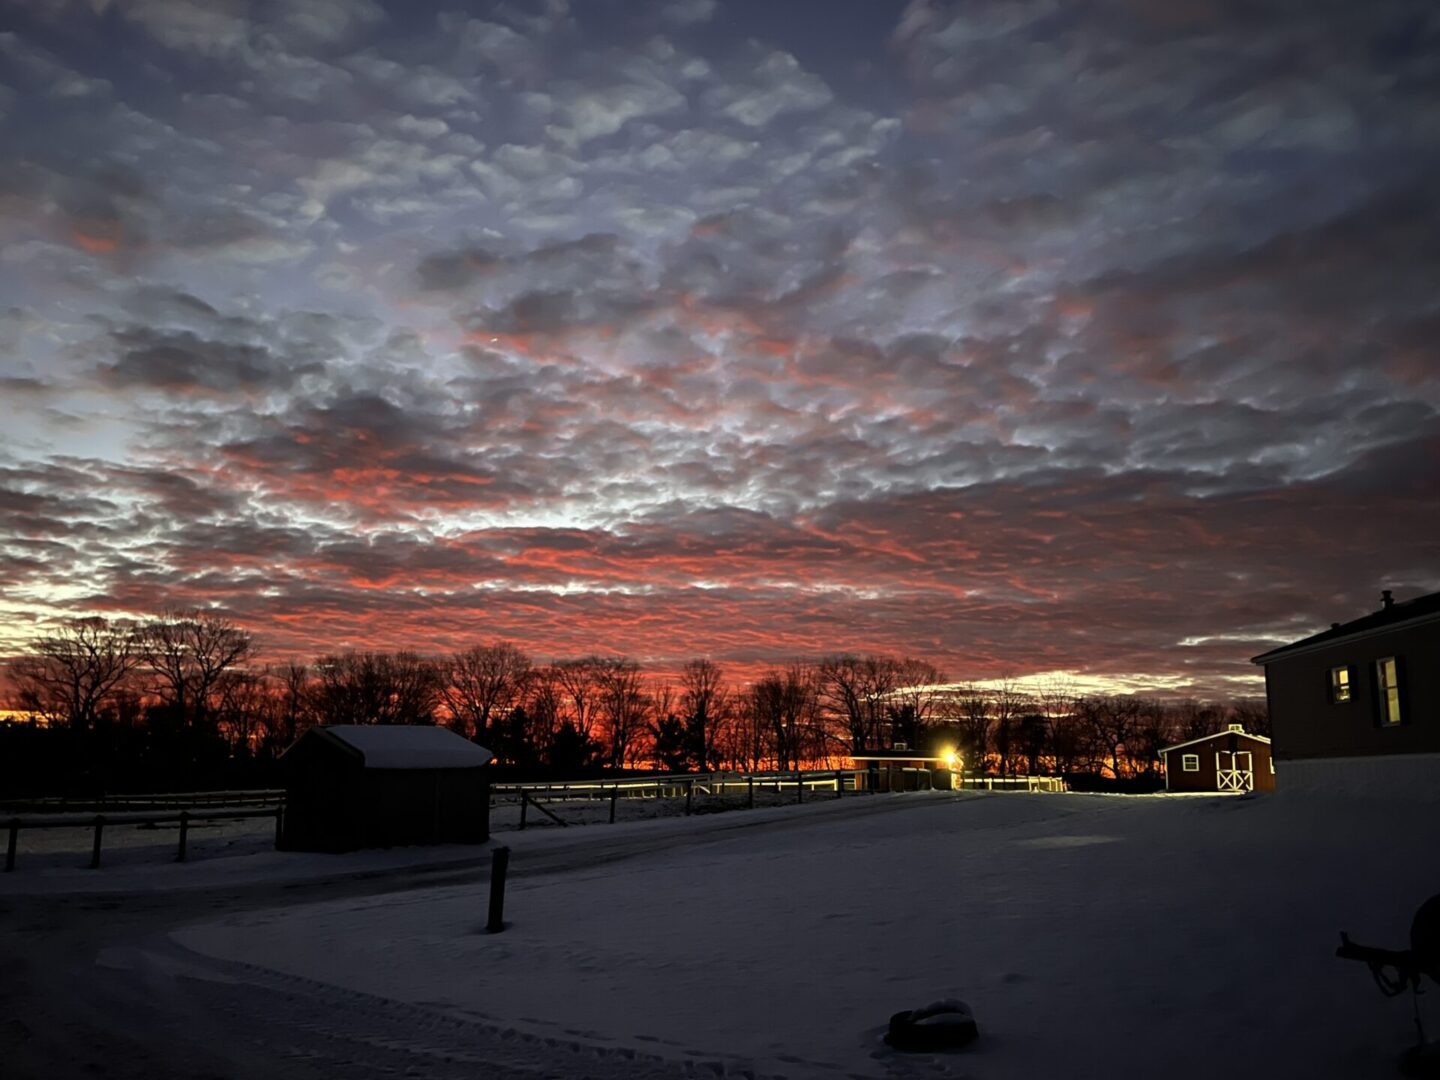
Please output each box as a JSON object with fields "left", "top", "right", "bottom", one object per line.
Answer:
{"left": 98, "top": 328, "right": 323, "bottom": 395}
{"left": 0, "top": 0, "right": 1435, "bottom": 692}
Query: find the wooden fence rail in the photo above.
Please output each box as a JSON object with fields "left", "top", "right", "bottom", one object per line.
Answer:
{"left": 3, "top": 806, "right": 284, "bottom": 872}
{"left": 493, "top": 768, "right": 859, "bottom": 804}
{"left": 0, "top": 789, "right": 286, "bottom": 814}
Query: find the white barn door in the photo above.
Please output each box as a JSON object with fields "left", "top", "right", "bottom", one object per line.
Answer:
{"left": 1215, "top": 750, "right": 1254, "bottom": 793}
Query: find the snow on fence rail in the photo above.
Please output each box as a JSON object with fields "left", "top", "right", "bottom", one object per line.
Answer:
{"left": 3, "top": 806, "right": 284, "bottom": 872}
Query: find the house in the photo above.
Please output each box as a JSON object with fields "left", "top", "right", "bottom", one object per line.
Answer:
{"left": 850, "top": 747, "right": 956, "bottom": 791}
{"left": 280, "top": 724, "right": 494, "bottom": 852}
{"left": 1251, "top": 589, "right": 1440, "bottom": 797}
{"left": 1159, "top": 725, "right": 1275, "bottom": 793}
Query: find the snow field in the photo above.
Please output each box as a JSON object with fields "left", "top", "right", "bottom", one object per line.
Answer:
{"left": 175, "top": 791, "right": 1440, "bottom": 1080}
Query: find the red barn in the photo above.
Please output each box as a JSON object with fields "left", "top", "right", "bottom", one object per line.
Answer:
{"left": 1159, "top": 725, "right": 1275, "bottom": 794}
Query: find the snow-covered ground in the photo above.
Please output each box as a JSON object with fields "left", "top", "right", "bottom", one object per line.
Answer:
{"left": 171, "top": 790, "right": 1440, "bottom": 1080}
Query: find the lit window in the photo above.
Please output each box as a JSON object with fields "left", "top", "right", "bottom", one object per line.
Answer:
{"left": 1329, "top": 666, "right": 1351, "bottom": 703}
{"left": 1181, "top": 754, "right": 1200, "bottom": 772}
{"left": 1376, "top": 658, "right": 1402, "bottom": 726}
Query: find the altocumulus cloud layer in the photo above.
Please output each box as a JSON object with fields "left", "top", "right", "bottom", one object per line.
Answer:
{"left": 0, "top": 0, "right": 1437, "bottom": 694}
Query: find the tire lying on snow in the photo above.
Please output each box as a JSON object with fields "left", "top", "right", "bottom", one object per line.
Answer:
{"left": 885, "top": 999, "right": 979, "bottom": 1051}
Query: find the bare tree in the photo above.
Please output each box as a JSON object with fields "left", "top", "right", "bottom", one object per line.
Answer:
{"left": 1074, "top": 695, "right": 1144, "bottom": 779}
{"left": 214, "top": 669, "right": 272, "bottom": 755}
{"left": 1228, "top": 698, "right": 1269, "bottom": 737}
{"left": 990, "top": 679, "right": 1026, "bottom": 777}
{"left": 139, "top": 610, "right": 254, "bottom": 730}
{"left": 443, "top": 642, "right": 532, "bottom": 741}
{"left": 954, "top": 686, "right": 992, "bottom": 772}
{"left": 1037, "top": 678, "right": 1084, "bottom": 774}
{"left": 1017, "top": 713, "right": 1049, "bottom": 775}
{"left": 523, "top": 666, "right": 565, "bottom": 760}
{"left": 554, "top": 657, "right": 603, "bottom": 743}
{"left": 887, "top": 658, "right": 948, "bottom": 748}
{"left": 680, "top": 658, "right": 728, "bottom": 771}
{"left": 1130, "top": 698, "right": 1178, "bottom": 777}
{"left": 817, "top": 654, "right": 901, "bottom": 751}
{"left": 749, "top": 664, "right": 815, "bottom": 770}
{"left": 257, "top": 660, "right": 314, "bottom": 755}
{"left": 9, "top": 617, "right": 138, "bottom": 731}
{"left": 311, "top": 651, "right": 441, "bottom": 726}
{"left": 594, "top": 657, "right": 649, "bottom": 768}
{"left": 1174, "top": 698, "right": 1222, "bottom": 741}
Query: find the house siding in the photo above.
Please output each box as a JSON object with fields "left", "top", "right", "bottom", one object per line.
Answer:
{"left": 1261, "top": 620, "right": 1440, "bottom": 761}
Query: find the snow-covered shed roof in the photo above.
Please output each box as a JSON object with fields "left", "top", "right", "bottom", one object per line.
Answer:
{"left": 321, "top": 725, "right": 494, "bottom": 770}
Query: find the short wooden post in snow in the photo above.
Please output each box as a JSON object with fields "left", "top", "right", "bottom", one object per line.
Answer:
{"left": 5, "top": 820, "right": 17, "bottom": 872}
{"left": 796, "top": 770, "right": 803, "bottom": 804}
{"left": 519, "top": 792, "right": 529, "bottom": 830}
{"left": 90, "top": 815, "right": 105, "bottom": 869}
{"left": 747, "top": 774, "right": 755, "bottom": 809}
{"left": 486, "top": 845, "right": 510, "bottom": 933}
{"left": 685, "top": 778, "right": 694, "bottom": 816}
{"left": 176, "top": 810, "right": 190, "bottom": 862}
{"left": 609, "top": 783, "right": 619, "bottom": 824}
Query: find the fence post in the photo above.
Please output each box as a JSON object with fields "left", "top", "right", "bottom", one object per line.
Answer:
{"left": 609, "top": 783, "right": 619, "bottom": 824}
{"left": 177, "top": 810, "right": 190, "bottom": 862}
{"left": 685, "top": 779, "right": 694, "bottom": 816}
{"left": 747, "top": 775, "right": 754, "bottom": 809}
{"left": 89, "top": 815, "right": 105, "bottom": 869}
{"left": 5, "top": 820, "right": 16, "bottom": 872}
{"left": 487, "top": 845, "right": 510, "bottom": 933}
{"left": 519, "top": 792, "right": 528, "bottom": 831}
{"left": 796, "top": 770, "right": 803, "bottom": 804}
{"left": 274, "top": 805, "right": 284, "bottom": 848}
{"left": 835, "top": 769, "right": 843, "bottom": 797}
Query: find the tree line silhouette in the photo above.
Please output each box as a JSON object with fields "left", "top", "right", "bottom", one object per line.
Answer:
{"left": 1, "top": 612, "right": 1267, "bottom": 795}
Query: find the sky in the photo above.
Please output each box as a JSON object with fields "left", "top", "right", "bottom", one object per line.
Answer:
{"left": 0, "top": 0, "right": 1437, "bottom": 698}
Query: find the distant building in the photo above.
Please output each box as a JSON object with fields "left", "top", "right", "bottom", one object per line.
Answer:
{"left": 850, "top": 747, "right": 955, "bottom": 791}
{"left": 1159, "top": 725, "right": 1274, "bottom": 794}
{"left": 1251, "top": 589, "right": 1440, "bottom": 797}
{"left": 280, "top": 725, "right": 494, "bottom": 852}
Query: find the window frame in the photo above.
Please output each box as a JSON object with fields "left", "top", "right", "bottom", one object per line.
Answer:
{"left": 1181, "top": 753, "right": 1200, "bottom": 773}
{"left": 1329, "top": 665, "right": 1352, "bottom": 704}
{"left": 1375, "top": 657, "right": 1402, "bottom": 726}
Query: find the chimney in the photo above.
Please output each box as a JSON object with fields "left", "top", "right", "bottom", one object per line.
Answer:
{"left": 1381, "top": 589, "right": 1394, "bottom": 609}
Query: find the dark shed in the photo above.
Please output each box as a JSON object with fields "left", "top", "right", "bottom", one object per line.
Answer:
{"left": 280, "top": 725, "right": 493, "bottom": 852}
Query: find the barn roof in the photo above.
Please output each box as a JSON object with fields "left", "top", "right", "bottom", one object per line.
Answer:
{"left": 1251, "top": 589, "right": 1440, "bottom": 665}
{"left": 322, "top": 725, "right": 494, "bottom": 770}
{"left": 1159, "top": 727, "right": 1271, "bottom": 755}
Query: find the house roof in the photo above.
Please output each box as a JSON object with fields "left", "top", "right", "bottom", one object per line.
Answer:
{"left": 321, "top": 725, "right": 494, "bottom": 770}
{"left": 1159, "top": 728, "right": 1271, "bottom": 755}
{"left": 1251, "top": 590, "right": 1440, "bottom": 665}
{"left": 850, "top": 750, "right": 952, "bottom": 762}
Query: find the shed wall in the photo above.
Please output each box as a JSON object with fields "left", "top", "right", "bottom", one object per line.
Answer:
{"left": 1163, "top": 734, "right": 1274, "bottom": 793}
